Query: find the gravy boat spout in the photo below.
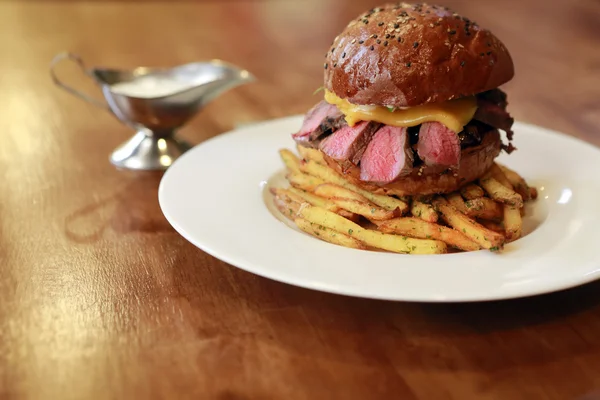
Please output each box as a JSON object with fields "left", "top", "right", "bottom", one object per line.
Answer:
{"left": 50, "top": 52, "right": 256, "bottom": 170}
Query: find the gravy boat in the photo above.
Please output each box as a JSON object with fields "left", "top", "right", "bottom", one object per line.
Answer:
{"left": 50, "top": 52, "right": 255, "bottom": 170}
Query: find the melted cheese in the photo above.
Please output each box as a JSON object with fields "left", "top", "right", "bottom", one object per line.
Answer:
{"left": 324, "top": 90, "right": 477, "bottom": 133}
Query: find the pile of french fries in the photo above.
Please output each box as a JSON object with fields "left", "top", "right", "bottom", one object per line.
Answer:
{"left": 271, "top": 145, "right": 538, "bottom": 255}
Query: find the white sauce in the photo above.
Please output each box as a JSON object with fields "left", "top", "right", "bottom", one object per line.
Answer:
{"left": 110, "top": 74, "right": 195, "bottom": 98}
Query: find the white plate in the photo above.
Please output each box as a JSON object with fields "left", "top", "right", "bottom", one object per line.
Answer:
{"left": 158, "top": 115, "right": 600, "bottom": 302}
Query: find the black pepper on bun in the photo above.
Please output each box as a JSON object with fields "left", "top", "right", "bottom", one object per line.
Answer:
{"left": 324, "top": 3, "right": 514, "bottom": 108}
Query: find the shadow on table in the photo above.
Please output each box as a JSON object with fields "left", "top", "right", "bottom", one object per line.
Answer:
{"left": 171, "top": 246, "right": 600, "bottom": 375}
{"left": 64, "top": 171, "right": 172, "bottom": 243}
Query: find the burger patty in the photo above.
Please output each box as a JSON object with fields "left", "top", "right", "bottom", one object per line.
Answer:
{"left": 293, "top": 89, "right": 514, "bottom": 184}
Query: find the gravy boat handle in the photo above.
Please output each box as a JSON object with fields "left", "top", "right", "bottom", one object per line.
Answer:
{"left": 50, "top": 52, "right": 112, "bottom": 112}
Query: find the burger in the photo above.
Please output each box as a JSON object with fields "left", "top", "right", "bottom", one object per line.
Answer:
{"left": 292, "top": 2, "right": 515, "bottom": 196}
{"left": 273, "top": 2, "right": 532, "bottom": 254}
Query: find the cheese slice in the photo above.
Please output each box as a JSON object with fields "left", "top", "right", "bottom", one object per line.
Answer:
{"left": 324, "top": 90, "right": 477, "bottom": 133}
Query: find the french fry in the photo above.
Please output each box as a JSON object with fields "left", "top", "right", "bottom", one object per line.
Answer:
{"left": 279, "top": 149, "right": 301, "bottom": 173}
{"left": 298, "top": 204, "right": 447, "bottom": 254}
{"left": 488, "top": 164, "right": 513, "bottom": 189}
{"left": 446, "top": 192, "right": 468, "bottom": 213}
{"left": 498, "top": 164, "right": 531, "bottom": 200}
{"left": 464, "top": 197, "right": 503, "bottom": 221}
{"left": 287, "top": 171, "right": 326, "bottom": 192}
{"left": 484, "top": 166, "right": 525, "bottom": 241}
{"left": 336, "top": 209, "right": 361, "bottom": 222}
{"left": 274, "top": 186, "right": 360, "bottom": 222}
{"left": 294, "top": 218, "right": 366, "bottom": 249}
{"left": 331, "top": 198, "right": 396, "bottom": 221}
{"left": 287, "top": 187, "right": 339, "bottom": 211}
{"left": 314, "top": 183, "right": 368, "bottom": 202}
{"left": 378, "top": 217, "right": 480, "bottom": 252}
{"left": 270, "top": 188, "right": 306, "bottom": 204}
{"left": 296, "top": 144, "right": 326, "bottom": 165}
{"left": 314, "top": 183, "right": 400, "bottom": 219}
{"left": 478, "top": 219, "right": 505, "bottom": 234}
{"left": 529, "top": 186, "right": 538, "bottom": 200}
{"left": 273, "top": 198, "right": 298, "bottom": 220}
{"left": 460, "top": 183, "right": 485, "bottom": 200}
{"left": 411, "top": 200, "right": 438, "bottom": 223}
{"left": 503, "top": 206, "right": 522, "bottom": 242}
{"left": 489, "top": 165, "right": 524, "bottom": 239}
{"left": 313, "top": 183, "right": 397, "bottom": 219}
{"left": 300, "top": 160, "right": 409, "bottom": 213}
{"left": 271, "top": 189, "right": 304, "bottom": 220}
{"left": 478, "top": 177, "right": 523, "bottom": 208}
{"left": 432, "top": 197, "right": 505, "bottom": 250}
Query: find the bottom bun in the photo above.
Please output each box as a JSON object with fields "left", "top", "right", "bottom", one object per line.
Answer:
{"left": 323, "top": 129, "right": 502, "bottom": 196}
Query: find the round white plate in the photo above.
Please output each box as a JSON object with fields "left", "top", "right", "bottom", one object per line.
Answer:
{"left": 158, "top": 115, "right": 600, "bottom": 302}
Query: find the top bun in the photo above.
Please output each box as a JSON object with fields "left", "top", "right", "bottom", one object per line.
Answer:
{"left": 324, "top": 3, "right": 514, "bottom": 108}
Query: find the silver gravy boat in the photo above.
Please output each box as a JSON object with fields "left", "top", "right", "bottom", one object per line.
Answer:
{"left": 50, "top": 52, "right": 255, "bottom": 170}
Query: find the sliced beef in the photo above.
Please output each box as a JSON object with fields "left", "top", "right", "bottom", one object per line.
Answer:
{"left": 458, "top": 120, "right": 495, "bottom": 148}
{"left": 478, "top": 88, "right": 508, "bottom": 109}
{"left": 319, "top": 121, "right": 381, "bottom": 166}
{"left": 359, "top": 126, "right": 413, "bottom": 184}
{"left": 473, "top": 102, "right": 514, "bottom": 139}
{"left": 474, "top": 89, "right": 514, "bottom": 140}
{"left": 417, "top": 122, "right": 461, "bottom": 167}
{"left": 292, "top": 101, "right": 344, "bottom": 147}
{"left": 458, "top": 125, "right": 481, "bottom": 147}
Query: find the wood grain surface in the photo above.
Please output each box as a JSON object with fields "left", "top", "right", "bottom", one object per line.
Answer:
{"left": 1, "top": 0, "right": 600, "bottom": 399}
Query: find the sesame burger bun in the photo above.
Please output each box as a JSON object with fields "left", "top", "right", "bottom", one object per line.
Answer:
{"left": 323, "top": 129, "right": 502, "bottom": 197}
{"left": 324, "top": 3, "right": 514, "bottom": 108}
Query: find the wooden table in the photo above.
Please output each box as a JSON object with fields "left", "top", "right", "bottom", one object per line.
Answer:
{"left": 1, "top": 0, "right": 599, "bottom": 399}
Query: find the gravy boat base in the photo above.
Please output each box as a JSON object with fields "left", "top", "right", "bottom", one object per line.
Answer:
{"left": 110, "top": 131, "right": 191, "bottom": 170}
